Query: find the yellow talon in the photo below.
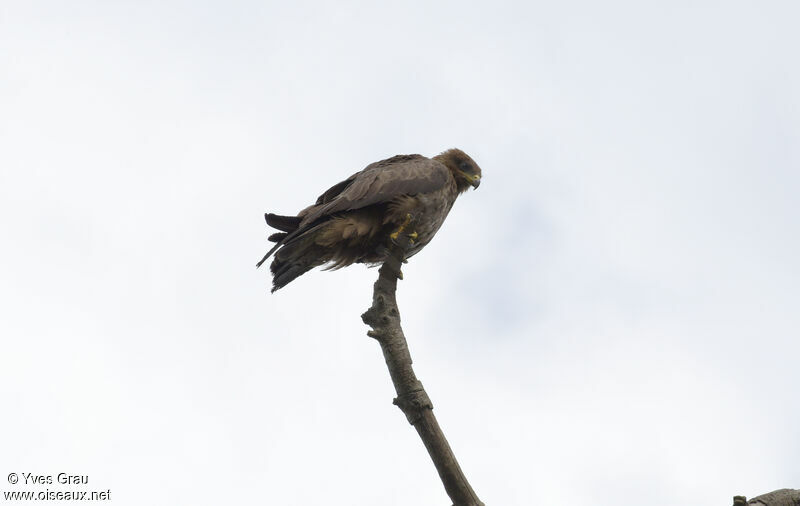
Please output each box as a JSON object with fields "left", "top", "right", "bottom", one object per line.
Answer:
{"left": 407, "top": 231, "right": 418, "bottom": 244}
{"left": 390, "top": 214, "right": 413, "bottom": 241}
{"left": 397, "top": 269, "right": 403, "bottom": 280}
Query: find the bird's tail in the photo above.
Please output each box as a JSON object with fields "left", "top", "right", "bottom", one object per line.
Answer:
{"left": 256, "top": 213, "right": 302, "bottom": 268}
{"left": 265, "top": 213, "right": 301, "bottom": 232}
{"left": 258, "top": 213, "right": 331, "bottom": 291}
{"left": 268, "top": 226, "right": 328, "bottom": 292}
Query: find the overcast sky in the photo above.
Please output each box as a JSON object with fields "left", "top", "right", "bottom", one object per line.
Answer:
{"left": 1, "top": 1, "right": 798, "bottom": 505}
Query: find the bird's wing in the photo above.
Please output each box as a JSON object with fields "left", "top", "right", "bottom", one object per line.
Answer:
{"left": 256, "top": 154, "right": 449, "bottom": 269}
{"left": 298, "top": 154, "right": 450, "bottom": 227}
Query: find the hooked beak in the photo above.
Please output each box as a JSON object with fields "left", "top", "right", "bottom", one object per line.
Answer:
{"left": 470, "top": 174, "right": 481, "bottom": 189}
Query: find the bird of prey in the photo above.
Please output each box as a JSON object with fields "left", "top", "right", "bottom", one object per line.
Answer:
{"left": 257, "top": 148, "right": 482, "bottom": 292}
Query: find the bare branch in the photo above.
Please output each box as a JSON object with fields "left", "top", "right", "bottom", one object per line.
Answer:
{"left": 361, "top": 232, "right": 484, "bottom": 506}
{"left": 735, "top": 489, "right": 800, "bottom": 506}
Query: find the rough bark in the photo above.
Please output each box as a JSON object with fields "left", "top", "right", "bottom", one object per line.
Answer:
{"left": 734, "top": 489, "right": 800, "bottom": 506}
{"left": 361, "top": 233, "right": 484, "bottom": 506}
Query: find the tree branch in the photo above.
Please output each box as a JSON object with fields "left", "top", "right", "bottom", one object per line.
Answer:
{"left": 734, "top": 489, "right": 800, "bottom": 506}
{"left": 361, "top": 234, "right": 485, "bottom": 506}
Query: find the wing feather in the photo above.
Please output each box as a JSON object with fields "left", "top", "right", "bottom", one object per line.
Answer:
{"left": 256, "top": 154, "right": 450, "bottom": 269}
{"left": 298, "top": 155, "right": 450, "bottom": 227}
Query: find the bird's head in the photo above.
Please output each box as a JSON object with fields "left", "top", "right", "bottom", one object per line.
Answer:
{"left": 435, "top": 148, "right": 482, "bottom": 193}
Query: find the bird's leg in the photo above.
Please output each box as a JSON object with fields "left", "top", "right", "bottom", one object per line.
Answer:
{"left": 389, "top": 213, "right": 413, "bottom": 242}
{"left": 386, "top": 213, "right": 416, "bottom": 280}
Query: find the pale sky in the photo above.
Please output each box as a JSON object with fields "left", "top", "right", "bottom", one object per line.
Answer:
{"left": 1, "top": 1, "right": 798, "bottom": 505}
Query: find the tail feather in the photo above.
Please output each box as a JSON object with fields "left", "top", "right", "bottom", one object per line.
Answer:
{"left": 271, "top": 261, "right": 316, "bottom": 292}
{"left": 255, "top": 241, "right": 282, "bottom": 269}
{"left": 260, "top": 211, "right": 372, "bottom": 292}
{"left": 269, "top": 233, "right": 327, "bottom": 292}
{"left": 256, "top": 213, "right": 303, "bottom": 268}
{"left": 265, "top": 213, "right": 301, "bottom": 233}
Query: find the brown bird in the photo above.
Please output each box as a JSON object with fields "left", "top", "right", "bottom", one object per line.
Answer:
{"left": 257, "top": 148, "right": 482, "bottom": 292}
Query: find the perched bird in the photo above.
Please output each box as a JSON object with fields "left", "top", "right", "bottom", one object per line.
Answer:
{"left": 257, "top": 148, "right": 482, "bottom": 292}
